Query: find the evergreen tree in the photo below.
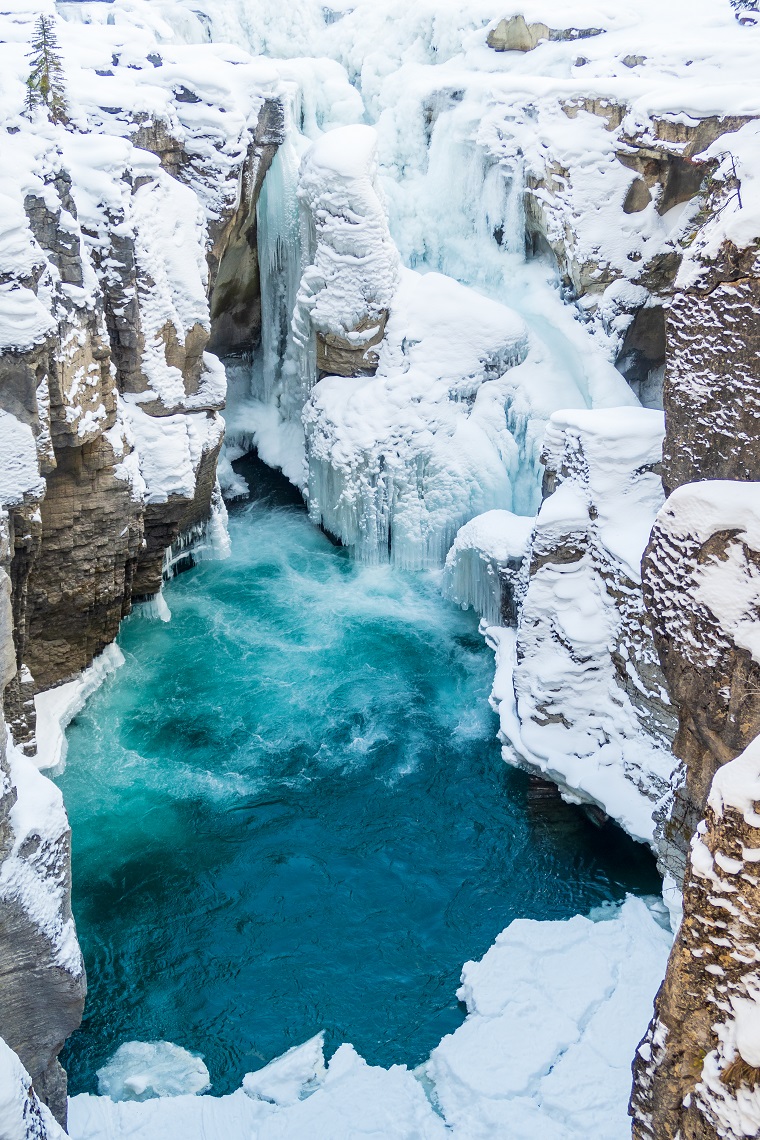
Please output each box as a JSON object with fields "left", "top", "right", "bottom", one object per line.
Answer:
{"left": 25, "top": 15, "right": 68, "bottom": 124}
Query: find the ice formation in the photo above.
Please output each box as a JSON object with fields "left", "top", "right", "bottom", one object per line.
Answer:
{"left": 442, "top": 510, "right": 534, "bottom": 626}
{"left": 96, "top": 1042, "right": 211, "bottom": 1102}
{"left": 67, "top": 898, "right": 670, "bottom": 1140}
{"left": 33, "top": 643, "right": 126, "bottom": 773}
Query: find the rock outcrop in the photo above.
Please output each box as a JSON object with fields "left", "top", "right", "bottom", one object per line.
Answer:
{"left": 632, "top": 735, "right": 760, "bottom": 1139}
{"left": 641, "top": 483, "right": 760, "bottom": 881}
{"left": 0, "top": 514, "right": 84, "bottom": 1129}
{"left": 296, "top": 125, "right": 400, "bottom": 383}
{"left": 0, "top": 7, "right": 283, "bottom": 1122}
{"left": 486, "top": 15, "right": 603, "bottom": 53}
{"left": 485, "top": 408, "right": 677, "bottom": 842}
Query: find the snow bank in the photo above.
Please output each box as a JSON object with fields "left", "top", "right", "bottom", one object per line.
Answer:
{"left": 33, "top": 643, "right": 125, "bottom": 772}
{"left": 0, "top": 1036, "right": 66, "bottom": 1140}
{"left": 0, "top": 411, "right": 46, "bottom": 508}
{"left": 1, "top": 735, "right": 84, "bottom": 975}
{"left": 427, "top": 897, "right": 670, "bottom": 1140}
{"left": 67, "top": 898, "right": 670, "bottom": 1140}
{"left": 708, "top": 734, "right": 760, "bottom": 830}
{"left": 655, "top": 480, "right": 760, "bottom": 550}
{"left": 497, "top": 407, "right": 674, "bottom": 843}
{"left": 541, "top": 408, "right": 665, "bottom": 582}
{"left": 123, "top": 405, "right": 224, "bottom": 505}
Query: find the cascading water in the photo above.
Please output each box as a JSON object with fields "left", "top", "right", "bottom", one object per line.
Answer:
{"left": 57, "top": 455, "right": 660, "bottom": 1097}
{"left": 257, "top": 136, "right": 303, "bottom": 404}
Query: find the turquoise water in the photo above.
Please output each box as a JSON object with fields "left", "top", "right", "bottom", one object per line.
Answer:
{"left": 58, "top": 454, "right": 659, "bottom": 1096}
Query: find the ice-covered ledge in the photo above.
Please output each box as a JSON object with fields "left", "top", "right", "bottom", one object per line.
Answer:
{"left": 66, "top": 897, "right": 670, "bottom": 1140}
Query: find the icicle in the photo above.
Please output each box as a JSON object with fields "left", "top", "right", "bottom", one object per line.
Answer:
{"left": 162, "top": 480, "right": 231, "bottom": 581}
{"left": 132, "top": 590, "right": 172, "bottom": 623}
{"left": 257, "top": 134, "right": 304, "bottom": 404}
{"left": 442, "top": 510, "right": 534, "bottom": 625}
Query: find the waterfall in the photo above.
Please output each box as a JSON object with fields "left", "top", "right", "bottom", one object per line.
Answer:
{"left": 502, "top": 156, "right": 526, "bottom": 257}
{"left": 256, "top": 130, "right": 304, "bottom": 404}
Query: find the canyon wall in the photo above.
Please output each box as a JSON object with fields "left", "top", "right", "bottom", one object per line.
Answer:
{"left": 629, "top": 158, "right": 760, "bottom": 1136}
{"left": 0, "top": 7, "right": 282, "bottom": 1123}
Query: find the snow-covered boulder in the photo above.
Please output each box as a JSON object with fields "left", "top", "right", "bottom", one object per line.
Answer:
{"left": 297, "top": 125, "right": 400, "bottom": 380}
{"left": 495, "top": 407, "right": 676, "bottom": 844}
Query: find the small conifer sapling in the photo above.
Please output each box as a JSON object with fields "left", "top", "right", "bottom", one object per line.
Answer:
{"left": 25, "top": 15, "right": 68, "bottom": 124}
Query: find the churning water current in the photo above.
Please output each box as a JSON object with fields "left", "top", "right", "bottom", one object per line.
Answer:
{"left": 57, "top": 454, "right": 659, "bottom": 1096}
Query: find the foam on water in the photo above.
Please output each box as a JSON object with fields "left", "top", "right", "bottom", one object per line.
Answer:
{"left": 57, "top": 454, "right": 659, "bottom": 1097}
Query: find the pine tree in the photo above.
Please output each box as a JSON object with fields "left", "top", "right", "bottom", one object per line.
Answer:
{"left": 25, "top": 15, "right": 68, "bottom": 124}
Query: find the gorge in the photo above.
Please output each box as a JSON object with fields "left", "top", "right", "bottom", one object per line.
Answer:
{"left": 0, "top": 1, "right": 759, "bottom": 1138}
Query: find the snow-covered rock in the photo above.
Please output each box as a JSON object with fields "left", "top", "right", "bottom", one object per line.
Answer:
{"left": 443, "top": 509, "right": 534, "bottom": 626}
{"left": 632, "top": 734, "right": 760, "bottom": 1140}
{"left": 641, "top": 481, "right": 760, "bottom": 877}
{"left": 0, "top": 1036, "right": 66, "bottom": 1140}
{"left": 297, "top": 125, "right": 401, "bottom": 380}
{"left": 484, "top": 408, "right": 675, "bottom": 843}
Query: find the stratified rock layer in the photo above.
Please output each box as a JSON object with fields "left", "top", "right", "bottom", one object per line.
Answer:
{"left": 641, "top": 482, "right": 760, "bottom": 880}
{"left": 0, "top": 9, "right": 283, "bottom": 1123}
{"left": 632, "top": 737, "right": 760, "bottom": 1139}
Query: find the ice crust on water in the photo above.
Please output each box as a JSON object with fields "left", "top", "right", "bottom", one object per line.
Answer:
{"left": 96, "top": 1042, "right": 211, "bottom": 1102}
{"left": 67, "top": 899, "right": 670, "bottom": 1139}
{"left": 242, "top": 1034, "right": 325, "bottom": 1106}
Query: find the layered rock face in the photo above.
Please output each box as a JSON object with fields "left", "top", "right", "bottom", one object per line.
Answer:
{"left": 0, "top": 12, "right": 282, "bottom": 727}
{"left": 662, "top": 184, "right": 760, "bottom": 493}
{"left": 0, "top": 6, "right": 282, "bottom": 1123}
{"left": 630, "top": 485, "right": 760, "bottom": 1139}
{"left": 632, "top": 735, "right": 760, "bottom": 1139}
{"left": 0, "top": 514, "right": 84, "bottom": 1128}
{"left": 642, "top": 484, "right": 760, "bottom": 880}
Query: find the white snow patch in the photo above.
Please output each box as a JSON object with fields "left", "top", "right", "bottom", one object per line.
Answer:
{"left": 242, "top": 1035, "right": 325, "bottom": 1106}
{"left": 708, "top": 734, "right": 760, "bottom": 829}
{"left": 33, "top": 642, "right": 125, "bottom": 772}
{"left": 0, "top": 410, "right": 45, "bottom": 508}
{"left": 67, "top": 898, "right": 670, "bottom": 1140}
{"left": 0, "top": 1036, "right": 66, "bottom": 1140}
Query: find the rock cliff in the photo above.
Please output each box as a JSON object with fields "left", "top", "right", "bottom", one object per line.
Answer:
{"left": 0, "top": 4, "right": 282, "bottom": 1124}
